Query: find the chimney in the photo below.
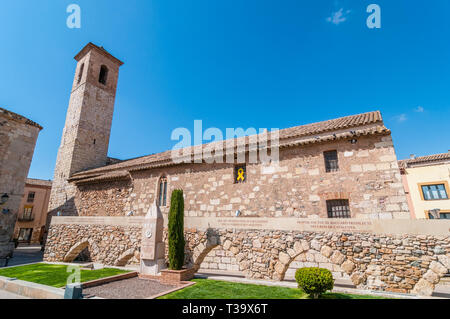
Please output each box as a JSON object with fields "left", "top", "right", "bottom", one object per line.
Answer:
{"left": 410, "top": 154, "right": 416, "bottom": 159}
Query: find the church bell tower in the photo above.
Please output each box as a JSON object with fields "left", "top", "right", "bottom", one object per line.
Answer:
{"left": 47, "top": 43, "right": 124, "bottom": 218}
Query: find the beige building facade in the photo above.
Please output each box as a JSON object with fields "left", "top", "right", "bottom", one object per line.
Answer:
{"left": 399, "top": 153, "right": 450, "bottom": 219}
{"left": 14, "top": 178, "right": 52, "bottom": 244}
{"left": 0, "top": 107, "right": 42, "bottom": 258}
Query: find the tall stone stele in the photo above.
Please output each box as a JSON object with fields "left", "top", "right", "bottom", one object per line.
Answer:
{"left": 46, "top": 43, "right": 123, "bottom": 228}
{"left": 140, "top": 201, "right": 166, "bottom": 276}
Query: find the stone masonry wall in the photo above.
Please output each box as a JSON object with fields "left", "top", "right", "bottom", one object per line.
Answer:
{"left": 0, "top": 108, "right": 41, "bottom": 258}
{"left": 44, "top": 221, "right": 449, "bottom": 296}
{"left": 44, "top": 224, "right": 141, "bottom": 266}
{"left": 75, "top": 180, "right": 132, "bottom": 216}
{"left": 75, "top": 134, "right": 409, "bottom": 220}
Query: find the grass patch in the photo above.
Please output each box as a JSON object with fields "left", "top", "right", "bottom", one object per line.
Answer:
{"left": 158, "top": 279, "right": 388, "bottom": 299}
{"left": 0, "top": 263, "right": 130, "bottom": 288}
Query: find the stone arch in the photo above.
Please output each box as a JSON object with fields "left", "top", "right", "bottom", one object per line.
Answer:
{"left": 272, "top": 240, "right": 360, "bottom": 286}
{"left": 412, "top": 258, "right": 449, "bottom": 296}
{"left": 63, "top": 239, "right": 90, "bottom": 262}
{"left": 115, "top": 248, "right": 136, "bottom": 266}
{"left": 188, "top": 229, "right": 242, "bottom": 273}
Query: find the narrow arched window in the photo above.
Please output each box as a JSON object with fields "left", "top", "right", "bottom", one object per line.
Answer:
{"left": 98, "top": 65, "right": 108, "bottom": 85}
{"left": 77, "top": 63, "right": 84, "bottom": 84}
{"left": 158, "top": 176, "right": 168, "bottom": 206}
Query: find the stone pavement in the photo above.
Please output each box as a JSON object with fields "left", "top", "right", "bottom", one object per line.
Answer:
{"left": 0, "top": 289, "right": 29, "bottom": 299}
{"left": 5, "top": 245, "right": 43, "bottom": 267}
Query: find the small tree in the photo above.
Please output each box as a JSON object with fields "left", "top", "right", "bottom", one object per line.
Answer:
{"left": 295, "top": 267, "right": 334, "bottom": 299}
{"left": 168, "top": 189, "right": 185, "bottom": 270}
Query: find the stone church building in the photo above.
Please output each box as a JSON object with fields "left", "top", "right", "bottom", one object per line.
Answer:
{"left": 46, "top": 43, "right": 408, "bottom": 223}
{"left": 43, "top": 43, "right": 450, "bottom": 295}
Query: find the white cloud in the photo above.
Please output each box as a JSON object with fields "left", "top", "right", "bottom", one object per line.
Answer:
{"left": 414, "top": 106, "right": 424, "bottom": 113}
{"left": 395, "top": 114, "right": 407, "bottom": 123}
{"left": 326, "top": 8, "right": 351, "bottom": 25}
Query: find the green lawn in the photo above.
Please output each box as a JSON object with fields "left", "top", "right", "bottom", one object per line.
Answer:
{"left": 158, "top": 279, "right": 388, "bottom": 299}
{"left": 0, "top": 263, "right": 130, "bottom": 288}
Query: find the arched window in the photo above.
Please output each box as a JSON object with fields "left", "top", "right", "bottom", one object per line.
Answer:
{"left": 98, "top": 65, "right": 108, "bottom": 85}
{"left": 77, "top": 63, "right": 84, "bottom": 84}
{"left": 158, "top": 176, "right": 168, "bottom": 206}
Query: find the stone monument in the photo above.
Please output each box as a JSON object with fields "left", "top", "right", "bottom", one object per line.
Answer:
{"left": 140, "top": 201, "right": 165, "bottom": 276}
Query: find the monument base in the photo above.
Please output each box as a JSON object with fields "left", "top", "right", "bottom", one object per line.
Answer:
{"left": 140, "top": 258, "right": 166, "bottom": 276}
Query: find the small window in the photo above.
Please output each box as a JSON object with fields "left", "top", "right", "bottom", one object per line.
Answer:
{"left": 324, "top": 150, "right": 339, "bottom": 172}
{"left": 99, "top": 65, "right": 108, "bottom": 85}
{"left": 22, "top": 206, "right": 33, "bottom": 221}
{"left": 234, "top": 164, "right": 246, "bottom": 183}
{"left": 428, "top": 212, "right": 450, "bottom": 219}
{"left": 77, "top": 63, "right": 84, "bottom": 84}
{"left": 421, "top": 184, "right": 448, "bottom": 200}
{"left": 158, "top": 176, "right": 167, "bottom": 206}
{"left": 27, "top": 192, "right": 35, "bottom": 203}
{"left": 326, "top": 199, "right": 351, "bottom": 218}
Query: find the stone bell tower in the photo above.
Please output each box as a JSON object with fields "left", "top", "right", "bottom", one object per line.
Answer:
{"left": 47, "top": 43, "right": 124, "bottom": 219}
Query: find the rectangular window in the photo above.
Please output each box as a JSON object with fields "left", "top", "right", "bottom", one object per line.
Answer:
{"left": 428, "top": 211, "right": 450, "bottom": 219}
{"left": 23, "top": 206, "right": 33, "bottom": 220}
{"left": 324, "top": 150, "right": 339, "bottom": 172}
{"left": 326, "top": 199, "right": 351, "bottom": 218}
{"left": 18, "top": 228, "right": 33, "bottom": 242}
{"left": 234, "top": 164, "right": 246, "bottom": 183}
{"left": 27, "top": 191, "right": 35, "bottom": 203}
{"left": 421, "top": 184, "right": 448, "bottom": 200}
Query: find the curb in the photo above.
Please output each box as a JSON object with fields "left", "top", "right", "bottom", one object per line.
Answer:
{"left": 0, "top": 276, "right": 65, "bottom": 299}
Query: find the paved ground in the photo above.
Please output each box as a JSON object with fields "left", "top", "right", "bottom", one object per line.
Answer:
{"left": 0, "top": 289, "right": 29, "bottom": 299}
{"left": 83, "top": 277, "right": 178, "bottom": 299}
{"left": 5, "top": 245, "right": 43, "bottom": 267}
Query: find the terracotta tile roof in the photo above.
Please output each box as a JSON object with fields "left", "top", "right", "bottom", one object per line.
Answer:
{"left": 70, "top": 110, "right": 387, "bottom": 180}
{"left": 74, "top": 42, "right": 124, "bottom": 66}
{"left": 398, "top": 152, "right": 450, "bottom": 169}
{"left": 73, "top": 170, "right": 130, "bottom": 185}
{"left": 26, "top": 178, "right": 52, "bottom": 187}
{"left": 0, "top": 107, "right": 43, "bottom": 130}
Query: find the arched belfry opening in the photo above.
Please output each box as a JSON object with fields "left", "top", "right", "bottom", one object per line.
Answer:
{"left": 77, "top": 63, "right": 84, "bottom": 84}
{"left": 99, "top": 65, "right": 108, "bottom": 85}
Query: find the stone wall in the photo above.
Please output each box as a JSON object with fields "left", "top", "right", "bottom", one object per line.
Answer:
{"left": 44, "top": 217, "right": 450, "bottom": 296}
{"left": 74, "top": 134, "right": 409, "bottom": 220}
{"left": 75, "top": 180, "right": 132, "bottom": 216}
{"left": 0, "top": 107, "right": 41, "bottom": 258}
{"left": 44, "top": 224, "right": 141, "bottom": 266}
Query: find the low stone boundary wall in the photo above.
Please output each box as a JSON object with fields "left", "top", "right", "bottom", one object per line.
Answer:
{"left": 0, "top": 276, "right": 65, "bottom": 299}
{"left": 81, "top": 271, "right": 138, "bottom": 288}
{"left": 44, "top": 223, "right": 142, "bottom": 265}
{"left": 44, "top": 216, "right": 450, "bottom": 295}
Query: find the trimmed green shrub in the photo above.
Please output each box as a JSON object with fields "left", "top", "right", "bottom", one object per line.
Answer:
{"left": 168, "top": 189, "right": 185, "bottom": 270}
{"left": 295, "top": 267, "right": 334, "bottom": 298}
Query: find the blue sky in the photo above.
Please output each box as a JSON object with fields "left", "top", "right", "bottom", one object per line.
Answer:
{"left": 1, "top": 1, "right": 449, "bottom": 180}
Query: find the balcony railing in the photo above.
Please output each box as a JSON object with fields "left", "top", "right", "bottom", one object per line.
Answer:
{"left": 18, "top": 215, "right": 34, "bottom": 222}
